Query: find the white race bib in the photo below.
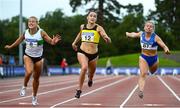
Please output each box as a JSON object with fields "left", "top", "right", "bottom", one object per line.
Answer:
{"left": 82, "top": 32, "right": 95, "bottom": 42}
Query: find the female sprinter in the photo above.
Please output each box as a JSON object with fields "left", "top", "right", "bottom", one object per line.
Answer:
{"left": 72, "top": 10, "right": 111, "bottom": 98}
{"left": 126, "top": 20, "right": 170, "bottom": 99}
{"left": 5, "top": 16, "right": 61, "bottom": 105}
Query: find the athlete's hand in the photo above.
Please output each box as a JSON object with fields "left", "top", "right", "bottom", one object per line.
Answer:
{"left": 164, "top": 46, "right": 170, "bottom": 54}
{"left": 164, "top": 48, "right": 170, "bottom": 55}
{"left": 104, "top": 36, "right": 111, "bottom": 43}
{"left": 4, "top": 45, "right": 12, "bottom": 49}
{"left": 126, "top": 32, "right": 129, "bottom": 37}
{"left": 72, "top": 43, "right": 78, "bottom": 51}
{"left": 52, "top": 34, "right": 61, "bottom": 45}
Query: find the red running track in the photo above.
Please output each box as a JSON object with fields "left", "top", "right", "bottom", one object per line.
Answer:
{"left": 0, "top": 75, "right": 180, "bottom": 108}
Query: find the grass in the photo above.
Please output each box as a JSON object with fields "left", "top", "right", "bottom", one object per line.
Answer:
{"left": 97, "top": 54, "right": 139, "bottom": 67}
{"left": 72, "top": 51, "right": 180, "bottom": 67}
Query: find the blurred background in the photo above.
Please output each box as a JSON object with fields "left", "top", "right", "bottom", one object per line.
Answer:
{"left": 0, "top": 0, "right": 179, "bottom": 77}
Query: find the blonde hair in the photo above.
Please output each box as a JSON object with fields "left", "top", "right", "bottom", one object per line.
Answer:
{"left": 28, "top": 16, "right": 40, "bottom": 28}
{"left": 29, "top": 16, "right": 39, "bottom": 23}
{"left": 145, "top": 20, "right": 155, "bottom": 31}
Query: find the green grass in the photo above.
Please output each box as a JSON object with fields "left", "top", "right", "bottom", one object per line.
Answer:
{"left": 72, "top": 51, "right": 180, "bottom": 67}
{"left": 97, "top": 54, "right": 139, "bottom": 67}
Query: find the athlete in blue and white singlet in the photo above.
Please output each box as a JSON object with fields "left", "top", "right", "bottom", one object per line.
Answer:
{"left": 140, "top": 32, "right": 158, "bottom": 67}
{"left": 126, "top": 20, "right": 170, "bottom": 99}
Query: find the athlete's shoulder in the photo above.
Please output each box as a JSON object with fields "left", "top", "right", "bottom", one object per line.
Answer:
{"left": 24, "top": 29, "right": 29, "bottom": 33}
{"left": 96, "top": 24, "right": 104, "bottom": 31}
{"left": 24, "top": 29, "right": 30, "bottom": 36}
{"left": 39, "top": 28, "right": 46, "bottom": 33}
{"left": 96, "top": 24, "right": 101, "bottom": 28}
{"left": 139, "top": 31, "right": 144, "bottom": 35}
{"left": 39, "top": 29, "right": 47, "bottom": 38}
{"left": 38, "top": 28, "right": 44, "bottom": 32}
{"left": 80, "top": 24, "right": 85, "bottom": 30}
{"left": 152, "top": 32, "right": 158, "bottom": 36}
{"left": 154, "top": 33, "right": 161, "bottom": 40}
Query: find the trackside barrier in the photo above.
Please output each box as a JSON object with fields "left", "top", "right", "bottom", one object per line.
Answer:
{"left": 47, "top": 67, "right": 180, "bottom": 76}
{"left": 0, "top": 66, "right": 180, "bottom": 78}
{"left": 0, "top": 65, "right": 25, "bottom": 78}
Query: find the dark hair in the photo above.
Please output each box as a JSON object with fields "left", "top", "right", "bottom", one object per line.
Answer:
{"left": 87, "top": 8, "right": 98, "bottom": 16}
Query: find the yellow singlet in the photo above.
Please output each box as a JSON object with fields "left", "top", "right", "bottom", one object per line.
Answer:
{"left": 81, "top": 24, "right": 100, "bottom": 44}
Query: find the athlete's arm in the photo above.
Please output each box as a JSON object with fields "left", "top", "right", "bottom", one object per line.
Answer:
{"left": 5, "top": 34, "right": 25, "bottom": 49}
{"left": 72, "top": 24, "right": 84, "bottom": 51}
{"left": 126, "top": 32, "right": 141, "bottom": 38}
{"left": 97, "top": 25, "right": 111, "bottom": 43}
{"left": 41, "top": 31, "right": 61, "bottom": 45}
{"left": 156, "top": 35, "right": 170, "bottom": 54}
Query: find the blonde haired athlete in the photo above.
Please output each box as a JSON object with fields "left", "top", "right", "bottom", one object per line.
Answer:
{"left": 126, "top": 20, "right": 170, "bottom": 99}
{"left": 5, "top": 16, "right": 61, "bottom": 106}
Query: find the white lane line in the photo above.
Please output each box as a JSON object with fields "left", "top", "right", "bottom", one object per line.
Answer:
{"left": 50, "top": 76, "right": 133, "bottom": 108}
{"left": 158, "top": 76, "right": 180, "bottom": 101}
{"left": 0, "top": 76, "right": 119, "bottom": 104}
{"left": 119, "top": 84, "right": 138, "bottom": 108}
{"left": 0, "top": 75, "right": 115, "bottom": 94}
{"left": 0, "top": 82, "right": 22, "bottom": 87}
{"left": 144, "top": 104, "right": 165, "bottom": 107}
{"left": 0, "top": 78, "right": 72, "bottom": 88}
{"left": 0, "top": 76, "right": 104, "bottom": 93}
{"left": 169, "top": 76, "right": 180, "bottom": 81}
{"left": 19, "top": 102, "right": 32, "bottom": 105}
{"left": 0, "top": 85, "right": 77, "bottom": 104}
{"left": 81, "top": 103, "right": 101, "bottom": 106}
{"left": 0, "top": 79, "right": 77, "bottom": 94}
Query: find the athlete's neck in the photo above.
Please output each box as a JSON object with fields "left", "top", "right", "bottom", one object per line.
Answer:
{"left": 146, "top": 32, "right": 152, "bottom": 37}
{"left": 87, "top": 23, "right": 96, "bottom": 29}
{"left": 29, "top": 27, "right": 38, "bottom": 35}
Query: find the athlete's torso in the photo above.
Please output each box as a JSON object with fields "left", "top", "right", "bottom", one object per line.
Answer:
{"left": 140, "top": 32, "right": 158, "bottom": 56}
{"left": 24, "top": 28, "right": 44, "bottom": 57}
{"left": 80, "top": 24, "right": 100, "bottom": 54}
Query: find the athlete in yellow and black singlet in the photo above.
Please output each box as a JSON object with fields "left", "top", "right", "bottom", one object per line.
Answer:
{"left": 78, "top": 24, "right": 100, "bottom": 61}
{"left": 72, "top": 10, "right": 111, "bottom": 98}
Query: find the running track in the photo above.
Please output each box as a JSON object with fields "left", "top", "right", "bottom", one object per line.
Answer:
{"left": 0, "top": 75, "right": 180, "bottom": 108}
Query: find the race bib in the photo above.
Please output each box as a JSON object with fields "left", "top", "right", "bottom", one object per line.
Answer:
{"left": 26, "top": 41, "right": 38, "bottom": 48}
{"left": 82, "top": 32, "right": 95, "bottom": 42}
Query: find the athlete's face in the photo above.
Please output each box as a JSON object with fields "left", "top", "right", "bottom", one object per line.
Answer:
{"left": 28, "top": 17, "right": 38, "bottom": 29}
{"left": 144, "top": 22, "right": 154, "bottom": 33}
{"left": 87, "top": 12, "right": 97, "bottom": 24}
